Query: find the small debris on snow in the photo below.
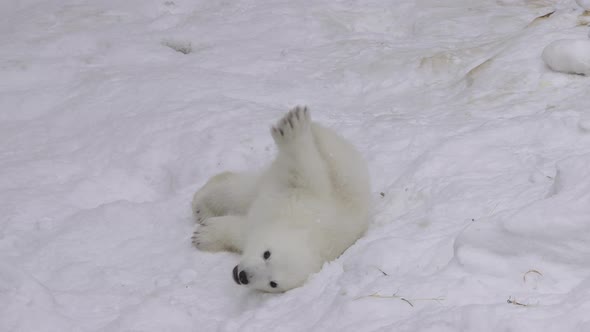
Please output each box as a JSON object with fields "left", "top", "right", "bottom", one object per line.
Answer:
{"left": 162, "top": 39, "right": 192, "bottom": 54}
{"left": 507, "top": 296, "right": 529, "bottom": 307}
{"left": 522, "top": 269, "right": 543, "bottom": 283}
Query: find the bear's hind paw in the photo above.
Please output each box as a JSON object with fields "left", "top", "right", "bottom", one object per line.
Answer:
{"left": 271, "top": 106, "right": 311, "bottom": 143}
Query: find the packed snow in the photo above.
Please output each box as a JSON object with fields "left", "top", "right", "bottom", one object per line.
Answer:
{"left": 1, "top": 0, "right": 590, "bottom": 331}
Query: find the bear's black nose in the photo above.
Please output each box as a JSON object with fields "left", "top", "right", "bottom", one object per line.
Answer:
{"left": 233, "top": 265, "right": 240, "bottom": 285}
{"left": 239, "top": 270, "right": 249, "bottom": 285}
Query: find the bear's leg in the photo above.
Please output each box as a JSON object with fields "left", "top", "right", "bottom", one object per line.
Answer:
{"left": 191, "top": 171, "right": 258, "bottom": 224}
{"left": 192, "top": 216, "right": 245, "bottom": 252}
{"left": 270, "top": 106, "right": 330, "bottom": 194}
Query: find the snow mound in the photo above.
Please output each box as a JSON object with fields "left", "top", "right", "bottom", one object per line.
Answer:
{"left": 542, "top": 39, "right": 590, "bottom": 75}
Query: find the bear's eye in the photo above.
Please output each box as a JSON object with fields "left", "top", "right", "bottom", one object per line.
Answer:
{"left": 270, "top": 281, "right": 277, "bottom": 288}
{"left": 263, "top": 251, "right": 271, "bottom": 260}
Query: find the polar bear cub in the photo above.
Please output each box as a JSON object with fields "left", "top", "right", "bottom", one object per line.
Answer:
{"left": 191, "top": 107, "right": 371, "bottom": 292}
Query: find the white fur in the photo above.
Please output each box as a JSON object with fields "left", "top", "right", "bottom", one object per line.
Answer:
{"left": 191, "top": 107, "right": 371, "bottom": 292}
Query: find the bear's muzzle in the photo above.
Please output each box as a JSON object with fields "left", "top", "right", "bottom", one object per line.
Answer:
{"left": 233, "top": 265, "right": 249, "bottom": 285}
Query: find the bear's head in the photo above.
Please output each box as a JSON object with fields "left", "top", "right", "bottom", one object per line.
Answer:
{"left": 232, "top": 226, "right": 322, "bottom": 292}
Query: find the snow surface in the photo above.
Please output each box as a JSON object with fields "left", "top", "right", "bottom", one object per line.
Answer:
{"left": 1, "top": 0, "right": 590, "bottom": 331}
{"left": 575, "top": 0, "right": 590, "bottom": 11}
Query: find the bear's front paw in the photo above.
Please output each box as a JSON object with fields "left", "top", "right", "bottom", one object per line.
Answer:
{"left": 191, "top": 199, "right": 213, "bottom": 224}
{"left": 271, "top": 106, "right": 311, "bottom": 143}
{"left": 192, "top": 221, "right": 223, "bottom": 252}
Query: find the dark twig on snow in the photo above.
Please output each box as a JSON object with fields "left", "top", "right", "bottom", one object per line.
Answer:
{"left": 523, "top": 269, "right": 543, "bottom": 283}
{"left": 353, "top": 292, "right": 444, "bottom": 307}
{"left": 507, "top": 296, "right": 528, "bottom": 307}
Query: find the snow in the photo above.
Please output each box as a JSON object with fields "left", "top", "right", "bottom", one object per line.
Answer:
{"left": 576, "top": 0, "right": 590, "bottom": 11}
{"left": 542, "top": 39, "right": 590, "bottom": 75}
{"left": 1, "top": 0, "right": 590, "bottom": 331}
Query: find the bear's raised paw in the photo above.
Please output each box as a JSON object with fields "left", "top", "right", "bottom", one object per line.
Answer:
{"left": 271, "top": 106, "right": 311, "bottom": 143}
